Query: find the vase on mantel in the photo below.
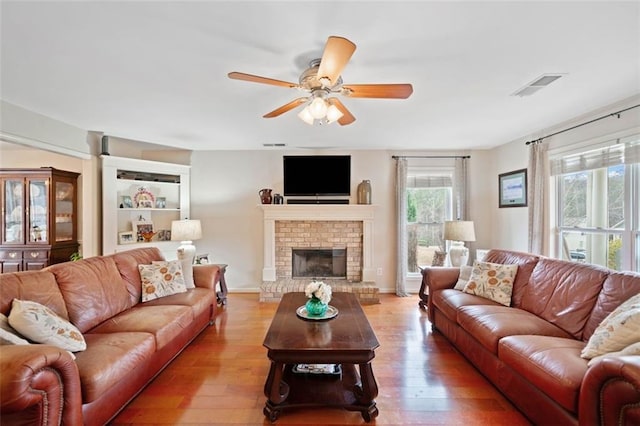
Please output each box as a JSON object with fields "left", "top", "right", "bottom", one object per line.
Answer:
{"left": 305, "top": 296, "right": 328, "bottom": 317}
{"left": 357, "top": 180, "right": 372, "bottom": 204}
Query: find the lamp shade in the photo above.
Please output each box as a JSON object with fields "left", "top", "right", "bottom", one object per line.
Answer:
{"left": 171, "top": 219, "right": 202, "bottom": 242}
{"left": 443, "top": 221, "right": 476, "bottom": 242}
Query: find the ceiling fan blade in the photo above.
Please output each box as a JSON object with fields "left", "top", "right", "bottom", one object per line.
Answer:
{"left": 328, "top": 98, "right": 356, "bottom": 126}
{"left": 228, "top": 71, "right": 298, "bottom": 88}
{"left": 342, "top": 84, "right": 413, "bottom": 99}
{"left": 317, "top": 36, "right": 356, "bottom": 87}
{"left": 263, "top": 98, "right": 308, "bottom": 118}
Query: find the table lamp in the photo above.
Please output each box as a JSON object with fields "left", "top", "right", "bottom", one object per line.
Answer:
{"left": 443, "top": 221, "right": 476, "bottom": 267}
{"left": 171, "top": 219, "right": 202, "bottom": 288}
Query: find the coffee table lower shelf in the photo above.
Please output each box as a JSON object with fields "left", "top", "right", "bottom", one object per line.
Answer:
{"left": 263, "top": 363, "right": 378, "bottom": 422}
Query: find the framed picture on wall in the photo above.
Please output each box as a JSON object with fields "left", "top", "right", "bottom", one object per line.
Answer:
{"left": 499, "top": 168, "right": 527, "bottom": 208}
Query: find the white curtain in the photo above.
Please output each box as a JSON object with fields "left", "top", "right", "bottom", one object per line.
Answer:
{"left": 395, "top": 157, "right": 409, "bottom": 297}
{"left": 454, "top": 157, "right": 469, "bottom": 220}
{"left": 528, "top": 141, "right": 548, "bottom": 254}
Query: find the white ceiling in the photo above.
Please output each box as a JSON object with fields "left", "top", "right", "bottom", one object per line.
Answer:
{"left": 1, "top": 1, "right": 639, "bottom": 151}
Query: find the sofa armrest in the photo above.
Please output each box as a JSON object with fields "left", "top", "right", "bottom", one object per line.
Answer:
{"left": 579, "top": 355, "right": 640, "bottom": 426}
{"left": 0, "top": 345, "right": 82, "bottom": 426}
{"left": 193, "top": 264, "right": 221, "bottom": 291}
{"left": 420, "top": 267, "right": 459, "bottom": 321}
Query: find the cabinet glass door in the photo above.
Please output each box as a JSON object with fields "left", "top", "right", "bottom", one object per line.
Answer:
{"left": 3, "top": 179, "right": 24, "bottom": 244}
{"left": 28, "top": 179, "right": 48, "bottom": 243}
{"left": 55, "top": 181, "right": 74, "bottom": 242}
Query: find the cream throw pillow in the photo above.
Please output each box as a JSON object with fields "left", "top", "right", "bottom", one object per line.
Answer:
{"left": 454, "top": 265, "right": 473, "bottom": 290}
{"left": 463, "top": 261, "right": 518, "bottom": 306}
{"left": 587, "top": 341, "right": 640, "bottom": 367}
{"left": 8, "top": 299, "right": 86, "bottom": 352}
{"left": 0, "top": 313, "right": 30, "bottom": 345}
{"left": 139, "top": 260, "right": 187, "bottom": 302}
{"left": 581, "top": 293, "right": 640, "bottom": 359}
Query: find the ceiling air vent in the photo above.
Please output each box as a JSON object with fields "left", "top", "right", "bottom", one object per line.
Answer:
{"left": 511, "top": 74, "right": 564, "bottom": 97}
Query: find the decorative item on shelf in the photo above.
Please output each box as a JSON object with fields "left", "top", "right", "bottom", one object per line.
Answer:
{"left": 272, "top": 193, "right": 284, "bottom": 204}
{"left": 140, "top": 231, "right": 157, "bottom": 243}
{"left": 171, "top": 219, "right": 203, "bottom": 288}
{"left": 304, "top": 281, "right": 332, "bottom": 317}
{"left": 121, "top": 195, "right": 133, "bottom": 209}
{"left": 443, "top": 220, "right": 476, "bottom": 267}
{"left": 134, "top": 186, "right": 155, "bottom": 208}
{"left": 133, "top": 220, "right": 154, "bottom": 242}
{"left": 357, "top": 179, "right": 372, "bottom": 204}
{"left": 118, "top": 231, "right": 135, "bottom": 244}
{"left": 259, "top": 188, "right": 272, "bottom": 204}
{"left": 155, "top": 197, "right": 166, "bottom": 208}
{"left": 157, "top": 229, "right": 171, "bottom": 241}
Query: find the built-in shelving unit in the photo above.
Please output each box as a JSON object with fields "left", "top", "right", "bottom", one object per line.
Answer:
{"left": 101, "top": 156, "right": 190, "bottom": 259}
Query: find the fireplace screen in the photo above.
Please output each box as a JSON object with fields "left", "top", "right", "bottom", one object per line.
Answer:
{"left": 292, "top": 248, "right": 347, "bottom": 279}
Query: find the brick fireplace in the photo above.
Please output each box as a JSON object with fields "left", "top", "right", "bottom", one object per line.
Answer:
{"left": 259, "top": 205, "right": 379, "bottom": 303}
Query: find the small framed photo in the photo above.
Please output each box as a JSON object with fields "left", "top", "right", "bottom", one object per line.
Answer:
{"left": 156, "top": 197, "right": 166, "bottom": 208}
{"left": 499, "top": 168, "right": 528, "bottom": 208}
{"left": 121, "top": 195, "right": 133, "bottom": 209}
{"left": 133, "top": 221, "right": 154, "bottom": 242}
{"left": 195, "top": 253, "right": 210, "bottom": 264}
{"left": 118, "top": 231, "right": 135, "bottom": 244}
{"left": 157, "top": 229, "right": 171, "bottom": 241}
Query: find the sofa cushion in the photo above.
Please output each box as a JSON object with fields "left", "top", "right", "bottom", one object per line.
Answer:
{"left": 457, "top": 305, "right": 572, "bottom": 354}
{"left": 483, "top": 249, "right": 539, "bottom": 308}
{"left": 581, "top": 293, "right": 640, "bottom": 359}
{"left": 90, "top": 305, "right": 193, "bottom": 349}
{"left": 139, "top": 260, "right": 187, "bottom": 302}
{"left": 75, "top": 332, "right": 156, "bottom": 403}
{"left": 8, "top": 299, "right": 86, "bottom": 352}
{"left": 499, "top": 335, "right": 587, "bottom": 414}
{"left": 431, "top": 289, "right": 500, "bottom": 323}
{"left": 582, "top": 270, "right": 640, "bottom": 341}
{"left": 520, "top": 258, "right": 608, "bottom": 339}
{"left": 48, "top": 256, "right": 132, "bottom": 333}
{"left": 142, "top": 287, "right": 216, "bottom": 319}
{"left": 462, "top": 261, "right": 518, "bottom": 306}
{"left": 0, "top": 270, "right": 68, "bottom": 320}
{"left": 112, "top": 247, "right": 165, "bottom": 306}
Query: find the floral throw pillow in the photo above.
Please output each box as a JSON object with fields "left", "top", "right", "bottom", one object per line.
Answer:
{"left": 581, "top": 293, "right": 640, "bottom": 360}
{"left": 139, "top": 260, "right": 187, "bottom": 302}
{"left": 8, "top": 299, "right": 86, "bottom": 352}
{"left": 463, "top": 261, "right": 518, "bottom": 306}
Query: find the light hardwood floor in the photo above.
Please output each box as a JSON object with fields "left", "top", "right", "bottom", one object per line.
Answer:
{"left": 112, "top": 293, "right": 531, "bottom": 425}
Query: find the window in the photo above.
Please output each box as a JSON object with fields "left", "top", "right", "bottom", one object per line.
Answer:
{"left": 406, "top": 169, "right": 454, "bottom": 273}
{"left": 553, "top": 134, "right": 639, "bottom": 271}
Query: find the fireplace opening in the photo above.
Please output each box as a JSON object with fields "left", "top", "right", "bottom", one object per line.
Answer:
{"left": 292, "top": 248, "right": 347, "bottom": 279}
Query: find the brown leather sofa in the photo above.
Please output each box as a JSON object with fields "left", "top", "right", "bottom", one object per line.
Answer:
{"left": 0, "top": 247, "right": 221, "bottom": 426}
{"left": 421, "top": 249, "right": 640, "bottom": 425}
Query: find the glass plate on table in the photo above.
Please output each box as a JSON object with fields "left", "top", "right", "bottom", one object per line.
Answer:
{"left": 296, "top": 305, "right": 339, "bottom": 321}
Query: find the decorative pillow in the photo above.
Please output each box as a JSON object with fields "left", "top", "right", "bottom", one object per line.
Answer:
{"left": 454, "top": 265, "right": 473, "bottom": 290}
{"left": 139, "top": 260, "right": 187, "bottom": 302}
{"left": 0, "top": 313, "right": 30, "bottom": 345}
{"left": 587, "top": 341, "right": 640, "bottom": 367}
{"left": 431, "top": 250, "right": 446, "bottom": 267}
{"left": 581, "top": 293, "right": 640, "bottom": 359}
{"left": 463, "top": 261, "right": 518, "bottom": 306}
{"left": 152, "top": 259, "right": 194, "bottom": 289}
{"left": 8, "top": 299, "right": 86, "bottom": 352}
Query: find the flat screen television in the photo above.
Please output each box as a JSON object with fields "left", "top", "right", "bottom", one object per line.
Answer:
{"left": 283, "top": 155, "right": 351, "bottom": 196}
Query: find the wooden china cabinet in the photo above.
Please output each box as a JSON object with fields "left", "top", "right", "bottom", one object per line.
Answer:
{"left": 0, "top": 168, "right": 80, "bottom": 273}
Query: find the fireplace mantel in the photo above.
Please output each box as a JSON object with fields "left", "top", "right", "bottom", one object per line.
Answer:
{"left": 260, "top": 204, "right": 376, "bottom": 282}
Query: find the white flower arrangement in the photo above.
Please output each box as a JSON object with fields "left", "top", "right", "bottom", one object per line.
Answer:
{"left": 305, "top": 281, "right": 332, "bottom": 304}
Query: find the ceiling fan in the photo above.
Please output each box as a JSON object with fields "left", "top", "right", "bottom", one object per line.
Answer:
{"left": 228, "top": 36, "right": 413, "bottom": 126}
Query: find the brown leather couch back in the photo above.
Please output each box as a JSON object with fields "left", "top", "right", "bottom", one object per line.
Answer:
{"left": 582, "top": 270, "right": 640, "bottom": 341}
{"left": 0, "top": 270, "right": 69, "bottom": 320}
{"left": 484, "top": 249, "right": 540, "bottom": 308}
{"left": 47, "top": 255, "right": 132, "bottom": 333}
{"left": 112, "top": 247, "right": 164, "bottom": 306}
{"left": 521, "top": 258, "right": 609, "bottom": 339}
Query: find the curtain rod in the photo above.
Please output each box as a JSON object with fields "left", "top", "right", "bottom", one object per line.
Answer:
{"left": 392, "top": 155, "right": 471, "bottom": 159}
{"left": 525, "top": 104, "right": 640, "bottom": 145}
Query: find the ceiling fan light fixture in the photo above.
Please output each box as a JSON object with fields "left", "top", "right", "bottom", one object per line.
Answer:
{"left": 309, "top": 96, "right": 328, "bottom": 119}
{"left": 297, "top": 106, "right": 315, "bottom": 125}
{"left": 325, "top": 104, "right": 344, "bottom": 123}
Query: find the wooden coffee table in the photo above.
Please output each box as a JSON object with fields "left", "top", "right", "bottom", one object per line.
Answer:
{"left": 262, "top": 292, "right": 380, "bottom": 422}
